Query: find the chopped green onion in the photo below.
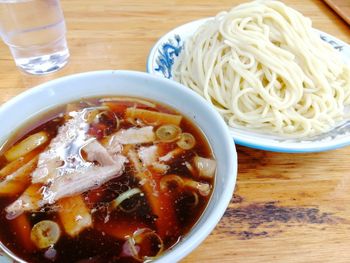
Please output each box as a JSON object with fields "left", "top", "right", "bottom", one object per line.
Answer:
{"left": 156, "top": 125, "right": 182, "bottom": 142}
{"left": 177, "top": 133, "right": 196, "bottom": 150}
{"left": 111, "top": 188, "right": 142, "bottom": 210}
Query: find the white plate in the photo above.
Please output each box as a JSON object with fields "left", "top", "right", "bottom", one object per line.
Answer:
{"left": 147, "top": 18, "right": 350, "bottom": 153}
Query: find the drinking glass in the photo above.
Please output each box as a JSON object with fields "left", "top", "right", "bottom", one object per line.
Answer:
{"left": 0, "top": 0, "right": 69, "bottom": 75}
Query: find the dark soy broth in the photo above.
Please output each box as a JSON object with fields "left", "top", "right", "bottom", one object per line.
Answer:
{"left": 0, "top": 97, "right": 215, "bottom": 262}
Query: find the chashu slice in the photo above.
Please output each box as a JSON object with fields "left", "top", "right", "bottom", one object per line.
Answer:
{"left": 6, "top": 110, "right": 127, "bottom": 218}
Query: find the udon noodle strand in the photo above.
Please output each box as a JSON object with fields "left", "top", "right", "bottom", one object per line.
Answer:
{"left": 174, "top": 0, "right": 350, "bottom": 138}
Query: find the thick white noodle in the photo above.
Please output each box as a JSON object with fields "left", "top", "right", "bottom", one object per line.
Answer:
{"left": 174, "top": 0, "right": 350, "bottom": 138}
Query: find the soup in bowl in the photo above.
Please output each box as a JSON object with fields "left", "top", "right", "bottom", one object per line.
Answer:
{"left": 0, "top": 70, "right": 237, "bottom": 262}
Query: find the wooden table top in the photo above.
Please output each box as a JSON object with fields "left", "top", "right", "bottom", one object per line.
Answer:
{"left": 1, "top": 0, "right": 350, "bottom": 262}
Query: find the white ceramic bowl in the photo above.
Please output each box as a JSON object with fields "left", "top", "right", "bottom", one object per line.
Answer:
{"left": 0, "top": 70, "right": 237, "bottom": 262}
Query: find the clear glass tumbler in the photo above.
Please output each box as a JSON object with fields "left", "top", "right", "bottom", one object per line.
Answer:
{"left": 0, "top": 0, "right": 69, "bottom": 75}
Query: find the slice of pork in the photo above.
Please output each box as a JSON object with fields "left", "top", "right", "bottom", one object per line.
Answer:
{"left": 31, "top": 110, "right": 92, "bottom": 184}
{"left": 137, "top": 145, "right": 169, "bottom": 174}
{"left": 138, "top": 145, "right": 158, "bottom": 166}
{"left": 42, "top": 156, "right": 126, "bottom": 204}
{"left": 6, "top": 155, "right": 127, "bottom": 217}
{"left": 6, "top": 109, "right": 127, "bottom": 218}
{"left": 106, "top": 126, "right": 155, "bottom": 151}
{"left": 5, "top": 184, "right": 42, "bottom": 220}
{"left": 82, "top": 139, "right": 116, "bottom": 166}
{"left": 6, "top": 155, "right": 126, "bottom": 218}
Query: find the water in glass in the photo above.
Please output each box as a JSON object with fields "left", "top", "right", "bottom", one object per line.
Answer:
{"left": 0, "top": 0, "right": 69, "bottom": 74}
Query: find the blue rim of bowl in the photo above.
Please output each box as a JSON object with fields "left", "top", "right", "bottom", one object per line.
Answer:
{"left": 146, "top": 18, "right": 350, "bottom": 153}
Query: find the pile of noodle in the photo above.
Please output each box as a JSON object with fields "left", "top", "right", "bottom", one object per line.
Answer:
{"left": 174, "top": 0, "right": 350, "bottom": 138}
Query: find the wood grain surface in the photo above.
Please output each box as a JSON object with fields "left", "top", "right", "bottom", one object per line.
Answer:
{"left": 324, "top": 0, "right": 350, "bottom": 25}
{"left": 1, "top": 0, "right": 350, "bottom": 262}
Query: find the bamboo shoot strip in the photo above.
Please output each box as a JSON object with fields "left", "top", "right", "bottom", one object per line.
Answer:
{"left": 101, "top": 97, "right": 156, "bottom": 108}
{"left": 126, "top": 108, "right": 182, "bottom": 126}
{"left": 0, "top": 156, "right": 39, "bottom": 196}
{"left": 58, "top": 195, "right": 92, "bottom": 237}
{"left": 103, "top": 102, "right": 128, "bottom": 116}
{"left": 142, "top": 173, "right": 179, "bottom": 238}
{"left": 127, "top": 148, "right": 179, "bottom": 238}
{"left": 9, "top": 214, "right": 35, "bottom": 251}
{"left": 0, "top": 150, "right": 39, "bottom": 180}
{"left": 95, "top": 219, "right": 148, "bottom": 240}
{"left": 4, "top": 132, "right": 48, "bottom": 162}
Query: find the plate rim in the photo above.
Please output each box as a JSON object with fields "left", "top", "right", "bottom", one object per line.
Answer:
{"left": 146, "top": 17, "right": 350, "bottom": 153}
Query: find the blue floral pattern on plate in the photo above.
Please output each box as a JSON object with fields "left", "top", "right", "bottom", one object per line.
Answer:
{"left": 154, "top": 35, "right": 183, "bottom": 79}
{"left": 320, "top": 34, "right": 344, "bottom": 51}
